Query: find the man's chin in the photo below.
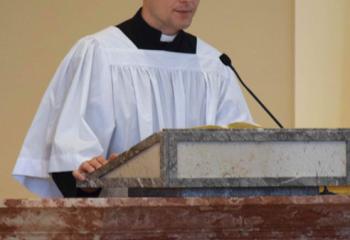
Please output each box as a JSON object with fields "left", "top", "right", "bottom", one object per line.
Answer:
{"left": 176, "top": 21, "right": 192, "bottom": 31}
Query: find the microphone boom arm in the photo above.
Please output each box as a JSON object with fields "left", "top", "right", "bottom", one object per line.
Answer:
{"left": 220, "top": 54, "right": 284, "bottom": 129}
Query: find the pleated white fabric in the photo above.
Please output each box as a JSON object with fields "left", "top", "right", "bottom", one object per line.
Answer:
{"left": 13, "top": 27, "right": 253, "bottom": 197}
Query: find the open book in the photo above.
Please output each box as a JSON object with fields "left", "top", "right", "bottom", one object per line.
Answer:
{"left": 193, "top": 121, "right": 261, "bottom": 129}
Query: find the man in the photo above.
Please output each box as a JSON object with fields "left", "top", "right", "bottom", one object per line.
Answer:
{"left": 13, "top": 0, "right": 253, "bottom": 197}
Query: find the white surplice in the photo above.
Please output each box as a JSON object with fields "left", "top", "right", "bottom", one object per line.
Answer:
{"left": 13, "top": 27, "right": 253, "bottom": 197}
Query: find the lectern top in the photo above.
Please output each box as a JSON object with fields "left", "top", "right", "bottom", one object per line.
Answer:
{"left": 78, "top": 129, "right": 350, "bottom": 189}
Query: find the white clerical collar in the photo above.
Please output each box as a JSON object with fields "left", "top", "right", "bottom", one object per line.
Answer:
{"left": 160, "top": 33, "right": 177, "bottom": 42}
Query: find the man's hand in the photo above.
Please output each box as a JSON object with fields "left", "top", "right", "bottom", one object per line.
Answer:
{"left": 73, "top": 153, "right": 118, "bottom": 181}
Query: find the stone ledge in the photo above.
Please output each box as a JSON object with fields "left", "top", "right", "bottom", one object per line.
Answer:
{"left": 1, "top": 196, "right": 350, "bottom": 239}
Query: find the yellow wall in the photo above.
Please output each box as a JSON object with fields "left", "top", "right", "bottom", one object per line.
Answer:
{"left": 295, "top": 0, "right": 350, "bottom": 127}
{"left": 343, "top": 3, "right": 350, "bottom": 126}
{"left": 1, "top": 0, "right": 295, "bottom": 198}
{"left": 190, "top": 0, "right": 295, "bottom": 128}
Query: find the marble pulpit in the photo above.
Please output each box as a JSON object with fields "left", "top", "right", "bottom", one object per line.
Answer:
{"left": 3, "top": 129, "right": 350, "bottom": 239}
{"left": 78, "top": 129, "right": 350, "bottom": 197}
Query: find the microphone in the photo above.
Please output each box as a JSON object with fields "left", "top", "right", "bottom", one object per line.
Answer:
{"left": 220, "top": 53, "right": 284, "bottom": 129}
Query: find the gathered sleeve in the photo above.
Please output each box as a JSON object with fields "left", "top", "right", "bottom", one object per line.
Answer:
{"left": 13, "top": 37, "right": 115, "bottom": 197}
{"left": 215, "top": 65, "right": 254, "bottom": 125}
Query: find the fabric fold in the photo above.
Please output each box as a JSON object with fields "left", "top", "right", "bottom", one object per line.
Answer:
{"left": 13, "top": 37, "right": 116, "bottom": 197}
{"left": 13, "top": 27, "right": 253, "bottom": 197}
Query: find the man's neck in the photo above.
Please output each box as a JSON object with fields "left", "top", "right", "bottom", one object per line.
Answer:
{"left": 116, "top": 9, "right": 197, "bottom": 54}
{"left": 141, "top": 8, "right": 179, "bottom": 35}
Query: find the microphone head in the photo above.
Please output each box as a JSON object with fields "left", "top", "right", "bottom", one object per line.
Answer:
{"left": 220, "top": 53, "right": 232, "bottom": 66}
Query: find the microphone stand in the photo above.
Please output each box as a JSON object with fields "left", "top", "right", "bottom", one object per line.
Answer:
{"left": 220, "top": 54, "right": 284, "bottom": 129}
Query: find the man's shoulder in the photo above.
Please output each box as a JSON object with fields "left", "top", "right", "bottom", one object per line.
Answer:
{"left": 77, "top": 26, "right": 136, "bottom": 50}
{"left": 196, "top": 37, "right": 222, "bottom": 58}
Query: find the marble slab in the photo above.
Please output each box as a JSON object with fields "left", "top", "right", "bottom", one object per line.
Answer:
{"left": 104, "top": 143, "right": 161, "bottom": 178}
{"left": 1, "top": 196, "right": 350, "bottom": 239}
{"left": 78, "top": 129, "right": 350, "bottom": 189}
